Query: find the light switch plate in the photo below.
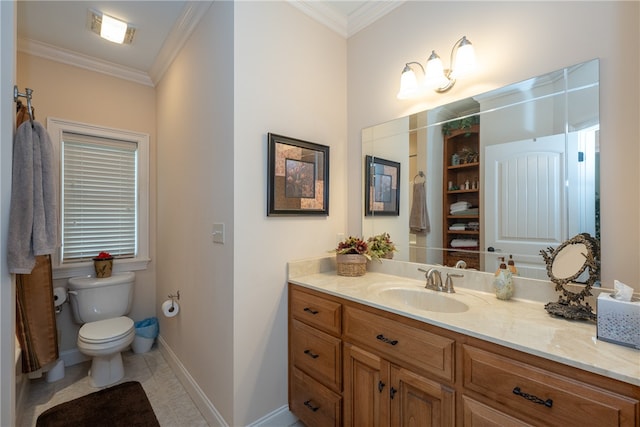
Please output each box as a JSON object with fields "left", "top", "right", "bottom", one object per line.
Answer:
{"left": 212, "top": 223, "right": 225, "bottom": 244}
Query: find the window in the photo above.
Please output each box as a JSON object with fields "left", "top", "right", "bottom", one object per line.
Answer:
{"left": 47, "top": 118, "right": 149, "bottom": 278}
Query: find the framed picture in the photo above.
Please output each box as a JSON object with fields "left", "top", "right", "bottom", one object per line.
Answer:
{"left": 267, "top": 133, "right": 329, "bottom": 216}
{"left": 364, "top": 155, "right": 400, "bottom": 216}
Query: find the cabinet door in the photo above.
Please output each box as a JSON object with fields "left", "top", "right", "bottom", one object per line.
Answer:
{"left": 343, "top": 343, "right": 390, "bottom": 427}
{"left": 390, "top": 365, "right": 455, "bottom": 427}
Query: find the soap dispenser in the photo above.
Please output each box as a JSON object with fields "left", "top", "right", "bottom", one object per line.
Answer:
{"left": 507, "top": 255, "right": 518, "bottom": 276}
{"left": 493, "top": 257, "right": 514, "bottom": 300}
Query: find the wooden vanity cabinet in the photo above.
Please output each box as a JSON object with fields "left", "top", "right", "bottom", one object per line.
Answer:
{"left": 288, "top": 283, "right": 640, "bottom": 426}
{"left": 343, "top": 340, "right": 455, "bottom": 427}
{"left": 461, "top": 340, "right": 640, "bottom": 427}
{"left": 289, "top": 286, "right": 343, "bottom": 426}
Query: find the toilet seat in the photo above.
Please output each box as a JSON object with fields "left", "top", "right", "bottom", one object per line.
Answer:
{"left": 78, "top": 316, "right": 134, "bottom": 345}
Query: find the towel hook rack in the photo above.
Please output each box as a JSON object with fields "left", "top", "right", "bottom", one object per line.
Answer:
{"left": 13, "top": 85, "right": 35, "bottom": 128}
{"left": 413, "top": 171, "right": 425, "bottom": 183}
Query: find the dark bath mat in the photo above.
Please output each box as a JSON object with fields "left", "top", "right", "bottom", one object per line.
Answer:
{"left": 36, "top": 381, "right": 160, "bottom": 427}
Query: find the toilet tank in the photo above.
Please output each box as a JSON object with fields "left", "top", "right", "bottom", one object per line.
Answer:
{"left": 67, "top": 272, "right": 135, "bottom": 324}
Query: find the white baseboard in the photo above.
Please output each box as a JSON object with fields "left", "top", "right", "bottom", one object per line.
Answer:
{"left": 247, "top": 405, "right": 298, "bottom": 427}
{"left": 157, "top": 335, "right": 228, "bottom": 427}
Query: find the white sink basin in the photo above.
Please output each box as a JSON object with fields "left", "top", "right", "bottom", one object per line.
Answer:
{"left": 376, "top": 287, "right": 470, "bottom": 313}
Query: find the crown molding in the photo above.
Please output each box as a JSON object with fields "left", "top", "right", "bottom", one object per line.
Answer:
{"left": 288, "top": 0, "right": 348, "bottom": 37}
{"left": 148, "top": 1, "right": 213, "bottom": 86}
{"left": 17, "top": 1, "right": 212, "bottom": 88}
{"left": 347, "top": 1, "right": 405, "bottom": 38}
{"left": 18, "top": 37, "right": 154, "bottom": 87}
{"left": 288, "top": 0, "right": 404, "bottom": 38}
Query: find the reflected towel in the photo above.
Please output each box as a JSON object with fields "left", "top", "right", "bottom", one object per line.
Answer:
{"left": 7, "top": 121, "right": 58, "bottom": 274}
{"left": 410, "top": 181, "right": 430, "bottom": 233}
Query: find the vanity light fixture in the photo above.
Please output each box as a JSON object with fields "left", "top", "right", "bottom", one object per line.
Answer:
{"left": 88, "top": 10, "right": 136, "bottom": 45}
{"left": 397, "top": 36, "right": 476, "bottom": 99}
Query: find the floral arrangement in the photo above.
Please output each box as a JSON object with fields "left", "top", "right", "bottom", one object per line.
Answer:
{"left": 367, "top": 232, "right": 397, "bottom": 259}
{"left": 93, "top": 251, "right": 113, "bottom": 260}
{"left": 332, "top": 236, "right": 372, "bottom": 260}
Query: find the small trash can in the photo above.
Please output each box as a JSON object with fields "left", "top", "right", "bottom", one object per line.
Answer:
{"left": 132, "top": 317, "right": 159, "bottom": 354}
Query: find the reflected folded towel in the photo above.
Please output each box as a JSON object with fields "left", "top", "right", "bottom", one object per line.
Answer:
{"left": 450, "top": 201, "right": 471, "bottom": 212}
{"left": 450, "top": 239, "right": 479, "bottom": 248}
{"left": 451, "top": 208, "right": 479, "bottom": 216}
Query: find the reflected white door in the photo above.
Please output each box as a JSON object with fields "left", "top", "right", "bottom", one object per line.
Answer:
{"left": 484, "top": 135, "right": 566, "bottom": 279}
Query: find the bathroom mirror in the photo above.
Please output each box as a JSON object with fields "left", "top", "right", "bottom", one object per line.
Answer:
{"left": 541, "top": 233, "right": 599, "bottom": 320}
{"left": 362, "top": 59, "right": 599, "bottom": 280}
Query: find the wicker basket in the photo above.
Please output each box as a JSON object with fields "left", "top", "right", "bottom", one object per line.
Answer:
{"left": 336, "top": 254, "right": 367, "bottom": 277}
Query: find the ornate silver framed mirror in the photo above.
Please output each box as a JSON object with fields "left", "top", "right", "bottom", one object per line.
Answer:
{"left": 540, "top": 233, "right": 599, "bottom": 321}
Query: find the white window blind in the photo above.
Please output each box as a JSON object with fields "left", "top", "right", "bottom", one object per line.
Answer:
{"left": 62, "top": 131, "right": 138, "bottom": 262}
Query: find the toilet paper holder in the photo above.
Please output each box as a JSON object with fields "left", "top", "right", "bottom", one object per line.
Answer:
{"left": 167, "top": 291, "right": 180, "bottom": 309}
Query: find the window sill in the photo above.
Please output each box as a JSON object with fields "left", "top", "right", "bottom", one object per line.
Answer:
{"left": 52, "top": 257, "right": 151, "bottom": 280}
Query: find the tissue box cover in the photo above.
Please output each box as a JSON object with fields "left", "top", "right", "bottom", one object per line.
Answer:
{"left": 597, "top": 292, "right": 640, "bottom": 349}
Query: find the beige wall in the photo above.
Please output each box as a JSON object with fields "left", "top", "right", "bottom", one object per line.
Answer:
{"left": 156, "top": 1, "right": 235, "bottom": 423}
{"left": 16, "top": 53, "right": 158, "bottom": 350}
{"left": 156, "top": 2, "right": 347, "bottom": 424}
{"left": 347, "top": 1, "right": 640, "bottom": 290}
{"left": 233, "top": 2, "right": 347, "bottom": 424}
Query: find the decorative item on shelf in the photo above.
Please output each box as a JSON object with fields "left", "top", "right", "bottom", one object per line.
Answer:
{"left": 331, "top": 236, "right": 372, "bottom": 277}
{"left": 540, "top": 233, "right": 599, "bottom": 321}
{"left": 367, "top": 232, "right": 398, "bottom": 260}
{"left": 93, "top": 251, "right": 113, "bottom": 278}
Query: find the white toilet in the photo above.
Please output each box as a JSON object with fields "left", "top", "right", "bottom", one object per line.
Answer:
{"left": 68, "top": 271, "right": 136, "bottom": 387}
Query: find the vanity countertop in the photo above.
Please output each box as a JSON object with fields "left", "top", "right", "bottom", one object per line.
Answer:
{"left": 288, "top": 259, "right": 640, "bottom": 387}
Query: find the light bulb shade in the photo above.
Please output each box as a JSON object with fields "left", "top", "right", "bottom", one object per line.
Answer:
{"left": 100, "top": 14, "right": 127, "bottom": 44}
{"left": 397, "top": 66, "right": 419, "bottom": 99}
{"left": 451, "top": 37, "right": 476, "bottom": 79}
{"left": 424, "top": 51, "right": 449, "bottom": 90}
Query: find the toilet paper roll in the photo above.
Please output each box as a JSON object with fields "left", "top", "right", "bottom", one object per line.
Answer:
{"left": 162, "top": 300, "right": 179, "bottom": 318}
{"left": 52, "top": 287, "right": 67, "bottom": 307}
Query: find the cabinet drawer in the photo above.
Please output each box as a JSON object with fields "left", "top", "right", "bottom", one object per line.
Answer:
{"left": 291, "top": 367, "right": 342, "bottom": 427}
{"left": 463, "top": 345, "right": 640, "bottom": 427}
{"left": 291, "top": 288, "right": 341, "bottom": 335}
{"left": 462, "top": 396, "right": 533, "bottom": 427}
{"left": 291, "top": 319, "right": 342, "bottom": 391}
{"left": 343, "top": 306, "right": 455, "bottom": 382}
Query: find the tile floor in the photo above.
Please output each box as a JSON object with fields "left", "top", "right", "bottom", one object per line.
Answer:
{"left": 19, "top": 346, "right": 209, "bottom": 427}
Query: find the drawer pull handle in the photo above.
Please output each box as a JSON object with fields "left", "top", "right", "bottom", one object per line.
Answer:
{"left": 304, "top": 400, "right": 319, "bottom": 412}
{"left": 303, "top": 307, "right": 319, "bottom": 315}
{"left": 390, "top": 387, "right": 397, "bottom": 399}
{"left": 378, "top": 381, "right": 385, "bottom": 393}
{"left": 512, "top": 387, "right": 553, "bottom": 408}
{"left": 304, "top": 349, "right": 319, "bottom": 359}
{"left": 376, "top": 334, "right": 398, "bottom": 346}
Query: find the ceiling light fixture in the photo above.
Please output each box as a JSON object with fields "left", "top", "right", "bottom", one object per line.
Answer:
{"left": 88, "top": 10, "right": 136, "bottom": 45}
{"left": 397, "top": 36, "right": 476, "bottom": 99}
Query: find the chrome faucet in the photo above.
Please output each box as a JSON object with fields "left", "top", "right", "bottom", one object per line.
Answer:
{"left": 444, "top": 273, "right": 464, "bottom": 293}
{"left": 418, "top": 268, "right": 464, "bottom": 293}
{"left": 418, "top": 267, "right": 444, "bottom": 291}
{"left": 454, "top": 260, "right": 467, "bottom": 269}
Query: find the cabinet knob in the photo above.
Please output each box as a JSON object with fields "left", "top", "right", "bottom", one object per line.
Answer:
{"left": 378, "top": 381, "right": 385, "bottom": 393}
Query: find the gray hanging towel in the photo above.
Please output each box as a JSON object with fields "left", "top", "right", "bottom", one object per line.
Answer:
{"left": 8, "top": 120, "right": 58, "bottom": 274}
{"left": 409, "top": 181, "right": 430, "bottom": 234}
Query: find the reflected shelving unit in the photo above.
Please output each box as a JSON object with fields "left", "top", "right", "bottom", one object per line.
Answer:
{"left": 442, "top": 122, "right": 480, "bottom": 269}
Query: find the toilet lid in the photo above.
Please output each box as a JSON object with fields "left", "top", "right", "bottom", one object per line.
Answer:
{"left": 79, "top": 316, "right": 134, "bottom": 344}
